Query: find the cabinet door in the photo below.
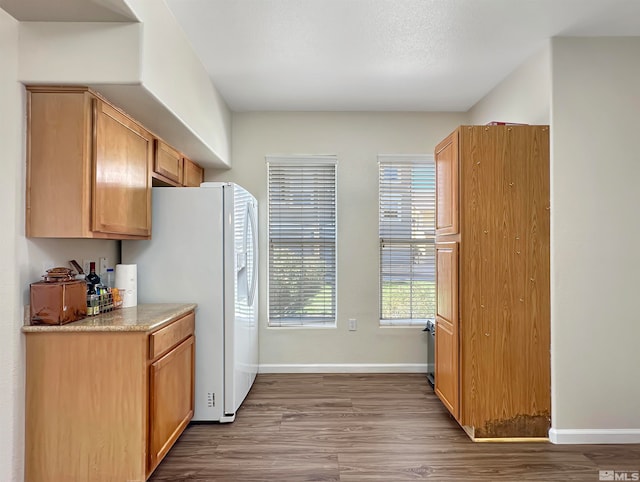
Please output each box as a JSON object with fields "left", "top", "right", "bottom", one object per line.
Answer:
{"left": 435, "top": 130, "right": 459, "bottom": 236}
{"left": 183, "top": 157, "right": 204, "bottom": 187}
{"left": 93, "top": 100, "right": 152, "bottom": 237}
{"left": 435, "top": 242, "right": 459, "bottom": 420}
{"left": 26, "top": 88, "right": 93, "bottom": 238}
{"left": 154, "top": 139, "right": 183, "bottom": 185}
{"left": 149, "top": 335, "right": 195, "bottom": 473}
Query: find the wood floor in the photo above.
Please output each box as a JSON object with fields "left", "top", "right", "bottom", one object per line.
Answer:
{"left": 149, "top": 374, "right": 640, "bottom": 481}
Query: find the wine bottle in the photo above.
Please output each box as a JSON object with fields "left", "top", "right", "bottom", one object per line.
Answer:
{"left": 86, "top": 261, "right": 101, "bottom": 287}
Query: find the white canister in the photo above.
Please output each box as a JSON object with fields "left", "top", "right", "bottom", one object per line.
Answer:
{"left": 115, "top": 264, "right": 137, "bottom": 308}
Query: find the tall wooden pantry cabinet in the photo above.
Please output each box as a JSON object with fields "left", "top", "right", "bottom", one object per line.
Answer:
{"left": 434, "top": 125, "right": 550, "bottom": 439}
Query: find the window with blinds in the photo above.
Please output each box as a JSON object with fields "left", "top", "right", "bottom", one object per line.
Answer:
{"left": 267, "top": 156, "right": 337, "bottom": 327}
{"left": 379, "top": 155, "right": 436, "bottom": 326}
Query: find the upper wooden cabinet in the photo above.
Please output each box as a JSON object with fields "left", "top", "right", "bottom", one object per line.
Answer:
{"left": 434, "top": 125, "right": 550, "bottom": 439}
{"left": 435, "top": 130, "right": 459, "bottom": 236}
{"left": 183, "top": 156, "right": 204, "bottom": 187}
{"left": 153, "top": 139, "right": 184, "bottom": 186}
{"left": 26, "top": 86, "right": 152, "bottom": 239}
{"left": 93, "top": 100, "right": 153, "bottom": 237}
{"left": 151, "top": 140, "right": 205, "bottom": 188}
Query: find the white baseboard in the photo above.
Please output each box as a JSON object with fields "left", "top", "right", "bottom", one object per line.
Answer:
{"left": 549, "top": 428, "right": 640, "bottom": 444}
{"left": 258, "top": 363, "right": 429, "bottom": 374}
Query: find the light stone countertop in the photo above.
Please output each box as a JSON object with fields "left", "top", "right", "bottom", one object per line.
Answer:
{"left": 22, "top": 303, "right": 197, "bottom": 333}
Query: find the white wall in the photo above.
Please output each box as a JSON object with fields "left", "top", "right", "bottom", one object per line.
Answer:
{"left": 18, "top": 21, "right": 142, "bottom": 83}
{"left": 469, "top": 44, "right": 551, "bottom": 125}
{"left": 209, "top": 111, "right": 467, "bottom": 371}
{"left": 24, "top": 240, "right": 120, "bottom": 298}
{"left": 0, "top": 9, "right": 25, "bottom": 481}
{"left": 549, "top": 37, "right": 640, "bottom": 443}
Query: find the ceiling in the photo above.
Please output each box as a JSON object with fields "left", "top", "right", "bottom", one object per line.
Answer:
{"left": 4, "top": 0, "right": 640, "bottom": 112}
{"left": 164, "top": 0, "right": 640, "bottom": 112}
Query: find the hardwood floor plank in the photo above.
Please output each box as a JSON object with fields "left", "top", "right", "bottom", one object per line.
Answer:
{"left": 189, "top": 412, "right": 283, "bottom": 435}
{"left": 148, "top": 374, "right": 639, "bottom": 482}
{"left": 152, "top": 452, "right": 340, "bottom": 481}
{"left": 582, "top": 446, "right": 640, "bottom": 468}
{"left": 338, "top": 453, "right": 597, "bottom": 481}
{"left": 243, "top": 397, "right": 354, "bottom": 412}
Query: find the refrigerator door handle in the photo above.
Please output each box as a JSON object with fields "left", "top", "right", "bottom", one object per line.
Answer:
{"left": 247, "top": 201, "right": 258, "bottom": 307}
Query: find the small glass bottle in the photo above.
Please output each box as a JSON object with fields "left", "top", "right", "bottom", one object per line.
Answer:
{"left": 86, "top": 282, "right": 94, "bottom": 315}
{"left": 86, "top": 284, "right": 99, "bottom": 316}
{"left": 91, "top": 293, "right": 100, "bottom": 315}
{"left": 104, "top": 268, "right": 115, "bottom": 289}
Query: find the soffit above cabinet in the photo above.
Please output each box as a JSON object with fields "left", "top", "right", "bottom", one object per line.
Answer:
{"left": 91, "top": 84, "right": 229, "bottom": 169}
{"left": 14, "top": 2, "right": 231, "bottom": 169}
{"left": 0, "top": 0, "right": 138, "bottom": 22}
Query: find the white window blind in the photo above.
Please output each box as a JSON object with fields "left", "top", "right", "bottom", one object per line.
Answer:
{"left": 379, "top": 155, "right": 436, "bottom": 326}
{"left": 267, "top": 156, "right": 337, "bottom": 327}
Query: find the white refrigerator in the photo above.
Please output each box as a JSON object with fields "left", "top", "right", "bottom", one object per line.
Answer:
{"left": 122, "top": 182, "right": 259, "bottom": 422}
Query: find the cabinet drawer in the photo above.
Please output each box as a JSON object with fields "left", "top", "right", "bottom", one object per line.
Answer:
{"left": 149, "top": 311, "right": 195, "bottom": 360}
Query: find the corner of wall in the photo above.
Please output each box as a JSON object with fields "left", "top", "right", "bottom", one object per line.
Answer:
{"left": 1, "top": 7, "right": 26, "bottom": 481}
{"left": 467, "top": 42, "right": 551, "bottom": 125}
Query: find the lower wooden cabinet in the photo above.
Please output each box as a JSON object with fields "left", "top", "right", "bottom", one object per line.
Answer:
{"left": 149, "top": 335, "right": 195, "bottom": 472}
{"left": 24, "top": 311, "right": 195, "bottom": 482}
{"left": 434, "top": 242, "right": 459, "bottom": 420}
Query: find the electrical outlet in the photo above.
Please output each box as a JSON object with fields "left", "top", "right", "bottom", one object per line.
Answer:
{"left": 348, "top": 318, "right": 357, "bottom": 331}
{"left": 99, "top": 257, "right": 108, "bottom": 274}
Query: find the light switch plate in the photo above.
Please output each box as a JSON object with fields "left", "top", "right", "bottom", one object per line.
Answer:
{"left": 99, "top": 257, "right": 108, "bottom": 274}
